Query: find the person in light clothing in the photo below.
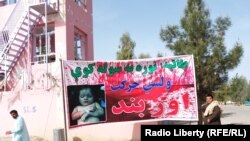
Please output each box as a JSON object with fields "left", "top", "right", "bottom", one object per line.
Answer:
{"left": 5, "top": 110, "right": 30, "bottom": 141}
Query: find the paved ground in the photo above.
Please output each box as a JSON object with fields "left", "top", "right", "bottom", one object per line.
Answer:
{"left": 163, "top": 104, "right": 250, "bottom": 125}
{"left": 221, "top": 104, "right": 250, "bottom": 125}
{"left": 1, "top": 105, "right": 249, "bottom": 141}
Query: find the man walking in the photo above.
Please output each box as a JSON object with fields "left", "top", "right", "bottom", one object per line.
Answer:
{"left": 5, "top": 110, "right": 30, "bottom": 141}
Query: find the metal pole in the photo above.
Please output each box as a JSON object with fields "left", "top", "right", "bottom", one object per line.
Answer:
{"left": 28, "top": 6, "right": 30, "bottom": 87}
{"left": 45, "top": 2, "right": 48, "bottom": 89}
{"left": 53, "top": 128, "right": 65, "bottom": 141}
{"left": 4, "top": 54, "right": 6, "bottom": 92}
{"left": 60, "top": 59, "right": 68, "bottom": 141}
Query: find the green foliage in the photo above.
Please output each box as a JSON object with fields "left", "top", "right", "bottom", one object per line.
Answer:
{"left": 246, "top": 83, "right": 250, "bottom": 101}
{"left": 213, "top": 84, "right": 230, "bottom": 102}
{"left": 160, "top": 0, "right": 243, "bottom": 103}
{"left": 157, "top": 53, "right": 163, "bottom": 57}
{"left": 138, "top": 53, "right": 151, "bottom": 59}
{"left": 229, "top": 74, "right": 249, "bottom": 103}
{"left": 215, "top": 74, "right": 250, "bottom": 103}
{"left": 116, "top": 32, "right": 136, "bottom": 60}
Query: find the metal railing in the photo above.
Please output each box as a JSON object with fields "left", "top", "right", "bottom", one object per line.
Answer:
{"left": 0, "top": 30, "right": 8, "bottom": 52}
{"left": 0, "top": 0, "right": 58, "bottom": 91}
{"left": 32, "top": 52, "right": 56, "bottom": 64}
{"left": 0, "top": 0, "right": 24, "bottom": 52}
{"left": 0, "top": 0, "right": 58, "bottom": 53}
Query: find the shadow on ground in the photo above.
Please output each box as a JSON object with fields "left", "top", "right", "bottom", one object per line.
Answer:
{"left": 223, "top": 123, "right": 245, "bottom": 125}
{"left": 221, "top": 112, "right": 234, "bottom": 118}
{"left": 0, "top": 136, "right": 48, "bottom": 141}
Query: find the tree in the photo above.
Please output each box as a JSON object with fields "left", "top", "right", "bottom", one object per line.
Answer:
{"left": 246, "top": 82, "right": 250, "bottom": 101}
{"left": 138, "top": 53, "right": 151, "bottom": 59}
{"left": 157, "top": 53, "right": 163, "bottom": 57}
{"left": 213, "top": 84, "right": 230, "bottom": 102}
{"left": 214, "top": 75, "right": 250, "bottom": 103}
{"left": 160, "top": 0, "right": 243, "bottom": 123}
{"left": 228, "top": 74, "right": 248, "bottom": 104}
{"left": 116, "top": 32, "right": 136, "bottom": 60}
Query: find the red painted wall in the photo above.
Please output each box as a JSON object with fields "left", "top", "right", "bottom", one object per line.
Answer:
{"left": 65, "top": 0, "right": 94, "bottom": 61}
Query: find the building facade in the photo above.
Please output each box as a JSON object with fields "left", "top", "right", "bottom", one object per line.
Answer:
{"left": 0, "top": 0, "right": 94, "bottom": 140}
{"left": 0, "top": 0, "right": 159, "bottom": 140}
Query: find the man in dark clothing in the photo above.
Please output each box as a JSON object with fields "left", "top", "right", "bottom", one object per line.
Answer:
{"left": 201, "top": 94, "right": 221, "bottom": 125}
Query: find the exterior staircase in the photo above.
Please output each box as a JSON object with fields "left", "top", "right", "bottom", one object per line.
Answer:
{"left": 0, "top": 0, "right": 58, "bottom": 90}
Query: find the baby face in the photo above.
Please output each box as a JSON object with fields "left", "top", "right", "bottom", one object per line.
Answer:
{"left": 79, "top": 88, "right": 94, "bottom": 106}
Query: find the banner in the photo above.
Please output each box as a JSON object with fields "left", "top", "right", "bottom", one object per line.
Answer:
{"left": 63, "top": 55, "right": 198, "bottom": 128}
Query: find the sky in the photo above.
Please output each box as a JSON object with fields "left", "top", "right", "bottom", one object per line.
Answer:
{"left": 92, "top": 0, "right": 250, "bottom": 81}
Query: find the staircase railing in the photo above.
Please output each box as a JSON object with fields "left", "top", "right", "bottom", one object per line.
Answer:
{"left": 0, "top": 0, "right": 25, "bottom": 52}
{"left": 0, "top": 0, "right": 58, "bottom": 53}
{"left": 0, "top": 0, "right": 58, "bottom": 91}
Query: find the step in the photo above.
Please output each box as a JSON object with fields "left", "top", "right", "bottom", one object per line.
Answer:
{"left": 8, "top": 47, "right": 21, "bottom": 53}
{"left": 17, "top": 32, "right": 27, "bottom": 37}
{"left": 19, "top": 26, "right": 29, "bottom": 32}
{"left": 12, "top": 42, "right": 23, "bottom": 48}
{"left": 0, "top": 62, "right": 13, "bottom": 67}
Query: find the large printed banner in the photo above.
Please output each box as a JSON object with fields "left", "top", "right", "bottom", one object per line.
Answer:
{"left": 63, "top": 55, "right": 198, "bottom": 128}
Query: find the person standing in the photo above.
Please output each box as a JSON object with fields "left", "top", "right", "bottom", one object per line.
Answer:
{"left": 201, "top": 94, "right": 222, "bottom": 125}
{"left": 5, "top": 110, "right": 30, "bottom": 141}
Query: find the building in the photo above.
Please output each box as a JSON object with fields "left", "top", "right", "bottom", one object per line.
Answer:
{"left": 0, "top": 0, "right": 93, "bottom": 90}
{"left": 0, "top": 0, "right": 94, "bottom": 140}
{"left": 0, "top": 0, "right": 160, "bottom": 140}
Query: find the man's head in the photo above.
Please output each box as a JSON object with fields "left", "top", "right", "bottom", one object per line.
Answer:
{"left": 10, "top": 110, "right": 18, "bottom": 119}
{"left": 205, "top": 94, "right": 213, "bottom": 104}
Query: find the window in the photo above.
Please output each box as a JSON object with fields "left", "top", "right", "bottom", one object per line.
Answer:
{"left": 74, "top": 29, "right": 87, "bottom": 60}
{"left": 75, "top": 36, "right": 82, "bottom": 60}
{"left": 75, "top": 0, "right": 87, "bottom": 12}
{"left": 33, "top": 24, "right": 55, "bottom": 64}
{"left": 75, "top": 0, "right": 81, "bottom": 6}
{"left": 6, "top": 0, "right": 17, "bottom": 5}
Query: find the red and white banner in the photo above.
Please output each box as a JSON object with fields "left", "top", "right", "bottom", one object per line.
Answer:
{"left": 63, "top": 55, "right": 198, "bottom": 128}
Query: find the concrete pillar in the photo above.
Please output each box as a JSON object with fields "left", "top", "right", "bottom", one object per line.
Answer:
{"left": 53, "top": 128, "right": 65, "bottom": 141}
